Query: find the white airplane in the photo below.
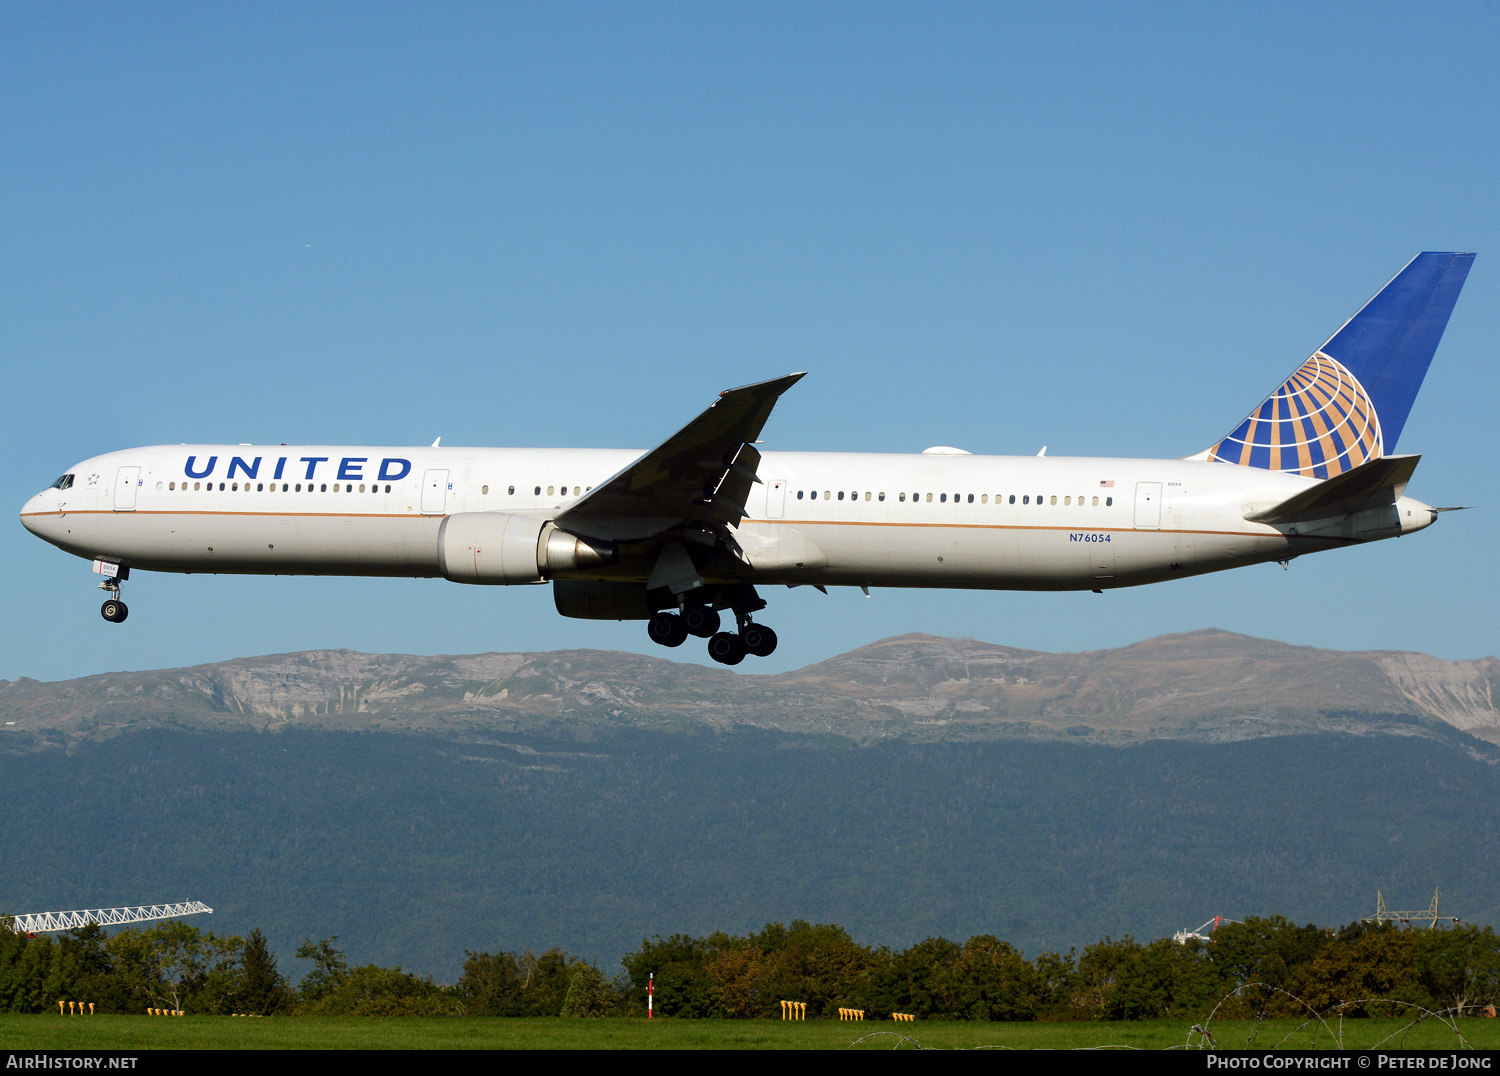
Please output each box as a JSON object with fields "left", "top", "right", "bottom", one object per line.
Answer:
{"left": 20, "top": 253, "right": 1474, "bottom": 665}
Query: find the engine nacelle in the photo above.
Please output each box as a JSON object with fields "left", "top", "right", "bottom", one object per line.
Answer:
{"left": 438, "top": 514, "right": 619, "bottom": 585}
{"left": 438, "top": 512, "right": 547, "bottom": 584}
{"left": 553, "top": 579, "right": 655, "bottom": 620}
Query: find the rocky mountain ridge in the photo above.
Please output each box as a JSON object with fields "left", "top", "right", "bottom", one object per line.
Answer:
{"left": 2, "top": 629, "right": 1497, "bottom": 753}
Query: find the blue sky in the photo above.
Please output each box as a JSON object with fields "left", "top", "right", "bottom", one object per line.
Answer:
{"left": 3, "top": 3, "right": 1497, "bottom": 682}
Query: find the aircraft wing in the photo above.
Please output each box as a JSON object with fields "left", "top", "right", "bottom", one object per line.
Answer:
{"left": 553, "top": 373, "right": 805, "bottom": 541}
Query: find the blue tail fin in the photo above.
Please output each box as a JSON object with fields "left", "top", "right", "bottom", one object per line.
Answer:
{"left": 1202, "top": 252, "right": 1474, "bottom": 477}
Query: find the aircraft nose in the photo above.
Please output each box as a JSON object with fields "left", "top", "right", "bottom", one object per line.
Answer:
{"left": 19, "top": 491, "right": 62, "bottom": 540}
{"left": 19, "top": 493, "right": 44, "bottom": 535}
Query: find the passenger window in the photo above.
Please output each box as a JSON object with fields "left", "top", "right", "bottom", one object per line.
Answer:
{"left": 940, "top": 493, "right": 947, "bottom": 503}
{"left": 359, "top": 484, "right": 366, "bottom": 493}
{"left": 878, "top": 492, "right": 885, "bottom": 502}
{"left": 810, "top": 490, "right": 817, "bottom": 500}
{"left": 824, "top": 491, "right": 830, "bottom": 500}
{"left": 1009, "top": 495, "right": 1015, "bottom": 504}
{"left": 1091, "top": 496, "right": 1098, "bottom": 506}
{"left": 797, "top": 490, "right": 804, "bottom": 499}
{"left": 257, "top": 483, "right": 264, "bottom": 492}
{"left": 295, "top": 483, "right": 302, "bottom": 492}
{"left": 547, "top": 486, "right": 555, "bottom": 496}
{"left": 925, "top": 493, "right": 932, "bottom": 503}
{"left": 321, "top": 484, "right": 327, "bottom": 492}
{"left": 980, "top": 494, "right": 987, "bottom": 503}
{"left": 508, "top": 486, "right": 515, "bottom": 495}
{"left": 385, "top": 485, "right": 391, "bottom": 493}
{"left": 534, "top": 486, "right": 541, "bottom": 495}
{"left": 481, "top": 485, "right": 488, "bottom": 495}
{"left": 169, "top": 482, "right": 176, "bottom": 490}
{"left": 193, "top": 482, "right": 201, "bottom": 491}
{"left": 1022, "top": 495, "right": 1029, "bottom": 504}
{"left": 838, "top": 491, "right": 845, "bottom": 500}
{"left": 898, "top": 493, "right": 905, "bottom": 502}
{"left": 1050, "top": 495, "right": 1057, "bottom": 505}
{"left": 967, "top": 494, "right": 974, "bottom": 503}
{"left": 1106, "top": 496, "right": 1113, "bottom": 506}
{"left": 1064, "top": 496, "right": 1071, "bottom": 505}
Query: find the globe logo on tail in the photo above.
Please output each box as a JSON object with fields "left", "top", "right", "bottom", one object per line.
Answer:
{"left": 1205, "top": 352, "right": 1382, "bottom": 479}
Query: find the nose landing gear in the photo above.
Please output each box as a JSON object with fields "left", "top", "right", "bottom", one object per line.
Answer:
{"left": 95, "top": 564, "right": 130, "bottom": 623}
{"left": 98, "top": 581, "right": 128, "bottom": 623}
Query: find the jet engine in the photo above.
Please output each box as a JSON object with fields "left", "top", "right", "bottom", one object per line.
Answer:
{"left": 437, "top": 513, "right": 617, "bottom": 584}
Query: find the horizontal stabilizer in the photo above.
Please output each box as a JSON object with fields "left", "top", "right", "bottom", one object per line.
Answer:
{"left": 1245, "top": 454, "right": 1420, "bottom": 525}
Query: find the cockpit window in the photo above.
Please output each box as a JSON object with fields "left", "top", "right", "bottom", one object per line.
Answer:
{"left": 51, "top": 474, "right": 74, "bottom": 490}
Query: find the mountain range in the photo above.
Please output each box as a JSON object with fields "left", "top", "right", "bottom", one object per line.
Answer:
{"left": 4, "top": 629, "right": 1498, "bottom": 753}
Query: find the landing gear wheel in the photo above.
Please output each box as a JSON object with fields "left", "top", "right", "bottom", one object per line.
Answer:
{"left": 707, "top": 631, "right": 747, "bottom": 666}
{"left": 101, "top": 599, "right": 128, "bottom": 623}
{"left": 681, "top": 605, "right": 721, "bottom": 638}
{"left": 742, "top": 624, "right": 777, "bottom": 657}
{"left": 647, "top": 611, "right": 688, "bottom": 648}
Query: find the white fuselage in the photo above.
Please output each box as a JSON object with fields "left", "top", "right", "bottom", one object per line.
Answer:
{"left": 20, "top": 443, "right": 1436, "bottom": 594}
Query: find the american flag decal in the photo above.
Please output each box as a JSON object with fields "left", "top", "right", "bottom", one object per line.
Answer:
{"left": 1099, "top": 480, "right": 1114, "bottom": 488}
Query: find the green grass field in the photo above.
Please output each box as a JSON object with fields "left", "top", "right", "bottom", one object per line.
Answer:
{"left": 2, "top": 1015, "right": 1496, "bottom": 1051}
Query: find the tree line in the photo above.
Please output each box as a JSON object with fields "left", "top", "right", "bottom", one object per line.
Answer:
{"left": 3, "top": 916, "right": 1498, "bottom": 1020}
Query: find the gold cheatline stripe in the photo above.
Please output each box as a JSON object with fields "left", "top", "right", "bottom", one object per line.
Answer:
{"left": 23, "top": 510, "right": 430, "bottom": 520}
{"left": 25, "top": 510, "right": 1289, "bottom": 542}
{"left": 752, "top": 519, "right": 1286, "bottom": 540}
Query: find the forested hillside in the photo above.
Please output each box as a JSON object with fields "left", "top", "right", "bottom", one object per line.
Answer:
{"left": 2, "top": 727, "right": 1495, "bottom": 981}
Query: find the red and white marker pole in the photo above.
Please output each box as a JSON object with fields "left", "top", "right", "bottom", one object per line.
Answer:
{"left": 648, "top": 972, "right": 654, "bottom": 1019}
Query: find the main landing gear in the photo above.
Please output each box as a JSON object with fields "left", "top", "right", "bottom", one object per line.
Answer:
{"left": 647, "top": 603, "right": 778, "bottom": 666}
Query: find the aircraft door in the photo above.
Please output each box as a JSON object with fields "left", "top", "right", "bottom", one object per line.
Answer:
{"left": 767, "top": 479, "right": 787, "bottom": 520}
{"left": 1134, "top": 482, "right": 1162, "bottom": 529}
{"left": 113, "top": 466, "right": 140, "bottom": 511}
{"left": 421, "top": 469, "right": 449, "bottom": 515}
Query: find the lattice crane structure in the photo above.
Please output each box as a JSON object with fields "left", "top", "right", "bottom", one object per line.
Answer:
{"left": 6, "top": 901, "right": 213, "bottom": 934}
{"left": 1174, "top": 915, "right": 1238, "bottom": 944}
{"left": 1362, "top": 889, "right": 1459, "bottom": 929}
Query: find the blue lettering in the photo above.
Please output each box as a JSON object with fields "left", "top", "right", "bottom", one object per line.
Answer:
{"left": 227, "top": 456, "right": 261, "bottom": 480}
{"left": 273, "top": 457, "right": 287, "bottom": 480}
{"left": 378, "top": 457, "right": 412, "bottom": 481}
{"left": 300, "top": 456, "right": 328, "bottom": 480}
{"left": 185, "top": 455, "right": 217, "bottom": 479}
{"left": 338, "top": 457, "right": 367, "bottom": 481}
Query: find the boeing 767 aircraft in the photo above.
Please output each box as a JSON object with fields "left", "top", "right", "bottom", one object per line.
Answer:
{"left": 20, "top": 253, "right": 1474, "bottom": 665}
